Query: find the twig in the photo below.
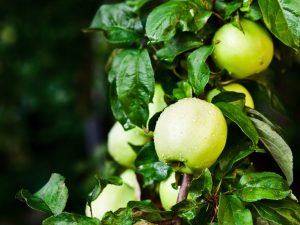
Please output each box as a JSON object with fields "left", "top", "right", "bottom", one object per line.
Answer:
{"left": 177, "top": 173, "right": 193, "bottom": 203}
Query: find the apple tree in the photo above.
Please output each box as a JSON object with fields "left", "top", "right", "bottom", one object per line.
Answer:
{"left": 16, "top": 0, "right": 300, "bottom": 224}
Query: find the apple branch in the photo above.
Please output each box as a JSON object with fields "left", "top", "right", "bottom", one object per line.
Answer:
{"left": 177, "top": 173, "right": 193, "bottom": 203}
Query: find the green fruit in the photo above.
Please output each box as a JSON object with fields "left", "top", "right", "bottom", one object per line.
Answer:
{"left": 148, "top": 83, "right": 167, "bottom": 120}
{"left": 207, "top": 83, "right": 254, "bottom": 108}
{"left": 108, "top": 122, "right": 150, "bottom": 168}
{"left": 159, "top": 172, "right": 179, "bottom": 211}
{"left": 154, "top": 98, "right": 227, "bottom": 174}
{"left": 86, "top": 169, "right": 140, "bottom": 220}
{"left": 212, "top": 19, "right": 274, "bottom": 78}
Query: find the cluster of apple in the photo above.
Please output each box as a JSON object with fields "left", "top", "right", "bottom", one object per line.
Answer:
{"left": 86, "top": 19, "right": 274, "bottom": 220}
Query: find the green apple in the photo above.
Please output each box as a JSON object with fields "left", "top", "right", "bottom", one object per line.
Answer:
{"left": 148, "top": 83, "right": 167, "bottom": 120}
{"left": 212, "top": 19, "right": 274, "bottom": 78}
{"left": 159, "top": 172, "right": 179, "bottom": 211}
{"left": 86, "top": 169, "right": 140, "bottom": 220}
{"left": 108, "top": 122, "right": 150, "bottom": 168}
{"left": 154, "top": 98, "right": 227, "bottom": 174}
{"left": 206, "top": 83, "right": 254, "bottom": 108}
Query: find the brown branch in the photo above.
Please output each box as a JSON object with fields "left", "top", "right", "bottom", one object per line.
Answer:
{"left": 177, "top": 173, "right": 193, "bottom": 203}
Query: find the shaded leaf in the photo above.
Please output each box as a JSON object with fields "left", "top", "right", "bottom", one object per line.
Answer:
{"left": 89, "top": 3, "right": 143, "bottom": 44}
{"left": 258, "top": 0, "right": 300, "bottom": 49}
{"left": 237, "top": 172, "right": 290, "bottom": 202}
{"left": 172, "top": 80, "right": 193, "bottom": 100}
{"left": 16, "top": 173, "right": 68, "bottom": 215}
{"left": 215, "top": 0, "right": 242, "bottom": 20}
{"left": 146, "top": 0, "right": 211, "bottom": 43}
{"left": 189, "top": 169, "right": 212, "bottom": 200}
{"left": 218, "top": 194, "right": 253, "bottom": 225}
{"left": 250, "top": 117, "right": 293, "bottom": 185}
{"left": 214, "top": 102, "right": 259, "bottom": 144}
{"left": 252, "top": 198, "right": 300, "bottom": 225}
{"left": 212, "top": 91, "right": 246, "bottom": 109}
{"left": 219, "top": 141, "right": 259, "bottom": 174}
{"left": 187, "top": 45, "right": 214, "bottom": 96}
{"left": 126, "top": 0, "right": 151, "bottom": 12}
{"left": 42, "top": 212, "right": 100, "bottom": 225}
{"left": 156, "top": 33, "right": 203, "bottom": 62}
{"left": 109, "top": 49, "right": 155, "bottom": 128}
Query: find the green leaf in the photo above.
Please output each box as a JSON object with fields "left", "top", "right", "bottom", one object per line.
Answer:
{"left": 243, "top": 2, "right": 262, "bottom": 21}
{"left": 187, "top": 45, "right": 213, "bottom": 96}
{"left": 135, "top": 143, "right": 172, "bottom": 186}
{"left": 218, "top": 141, "right": 258, "bottom": 174}
{"left": 250, "top": 117, "right": 293, "bottom": 185}
{"left": 218, "top": 194, "right": 253, "bottom": 225}
{"left": 156, "top": 33, "right": 203, "bottom": 63}
{"left": 42, "top": 212, "right": 100, "bottom": 225}
{"left": 87, "top": 175, "right": 122, "bottom": 203}
{"left": 101, "top": 200, "right": 172, "bottom": 224}
{"left": 172, "top": 80, "right": 193, "bottom": 100}
{"left": 214, "top": 102, "right": 259, "bottom": 144}
{"left": 258, "top": 0, "right": 300, "bottom": 49}
{"left": 146, "top": 0, "right": 212, "bottom": 43}
{"left": 212, "top": 91, "right": 246, "bottom": 109}
{"left": 171, "top": 200, "right": 199, "bottom": 222}
{"left": 109, "top": 81, "right": 134, "bottom": 130}
{"left": 237, "top": 172, "right": 290, "bottom": 202}
{"left": 89, "top": 3, "right": 143, "bottom": 44}
{"left": 215, "top": 0, "right": 242, "bottom": 20}
{"left": 189, "top": 169, "right": 212, "bottom": 200}
{"left": 252, "top": 198, "right": 300, "bottom": 225}
{"left": 126, "top": 0, "right": 151, "bottom": 12}
{"left": 16, "top": 173, "right": 68, "bottom": 215}
{"left": 109, "top": 49, "right": 155, "bottom": 128}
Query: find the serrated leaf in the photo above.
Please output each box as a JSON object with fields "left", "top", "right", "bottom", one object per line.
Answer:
{"left": 171, "top": 200, "right": 199, "bottom": 222}
{"left": 42, "top": 212, "right": 100, "bottom": 225}
{"left": 187, "top": 45, "right": 213, "bottom": 96}
{"left": 189, "top": 169, "right": 212, "bottom": 200}
{"left": 156, "top": 33, "right": 203, "bottom": 62}
{"left": 109, "top": 81, "right": 135, "bottom": 130}
{"left": 146, "top": 0, "right": 211, "bottom": 43}
{"left": 219, "top": 141, "right": 257, "bottom": 174}
{"left": 252, "top": 198, "right": 300, "bottom": 225}
{"left": 258, "top": 0, "right": 300, "bottom": 49}
{"left": 214, "top": 102, "right": 259, "bottom": 144}
{"left": 109, "top": 49, "right": 155, "bottom": 128}
{"left": 89, "top": 3, "right": 143, "bottom": 44}
{"left": 218, "top": 194, "right": 253, "bottom": 225}
{"left": 250, "top": 117, "right": 293, "bottom": 185}
{"left": 16, "top": 173, "right": 68, "bottom": 215}
{"left": 237, "top": 172, "right": 290, "bottom": 202}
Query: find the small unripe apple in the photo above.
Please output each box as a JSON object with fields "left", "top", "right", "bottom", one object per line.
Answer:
{"left": 148, "top": 83, "right": 167, "bottom": 120}
{"left": 159, "top": 172, "right": 179, "bottom": 211}
{"left": 212, "top": 19, "right": 274, "bottom": 78}
{"left": 108, "top": 122, "right": 150, "bottom": 168}
{"left": 206, "top": 83, "right": 254, "bottom": 108}
{"left": 154, "top": 98, "right": 227, "bottom": 174}
{"left": 86, "top": 169, "right": 140, "bottom": 220}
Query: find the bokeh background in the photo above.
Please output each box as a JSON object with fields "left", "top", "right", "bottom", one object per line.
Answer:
{"left": 0, "top": 1, "right": 299, "bottom": 224}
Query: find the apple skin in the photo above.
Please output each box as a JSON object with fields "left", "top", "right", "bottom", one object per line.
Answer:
{"left": 207, "top": 83, "right": 254, "bottom": 108}
{"left": 148, "top": 83, "right": 167, "bottom": 120}
{"left": 154, "top": 98, "right": 227, "bottom": 174}
{"left": 108, "top": 122, "right": 150, "bottom": 168}
{"left": 86, "top": 169, "right": 140, "bottom": 220}
{"left": 159, "top": 172, "right": 179, "bottom": 211}
{"left": 212, "top": 19, "right": 274, "bottom": 78}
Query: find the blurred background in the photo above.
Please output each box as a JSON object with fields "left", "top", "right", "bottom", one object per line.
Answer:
{"left": 0, "top": 0, "right": 299, "bottom": 224}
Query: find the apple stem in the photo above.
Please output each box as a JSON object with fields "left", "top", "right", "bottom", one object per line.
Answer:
{"left": 176, "top": 173, "right": 193, "bottom": 203}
